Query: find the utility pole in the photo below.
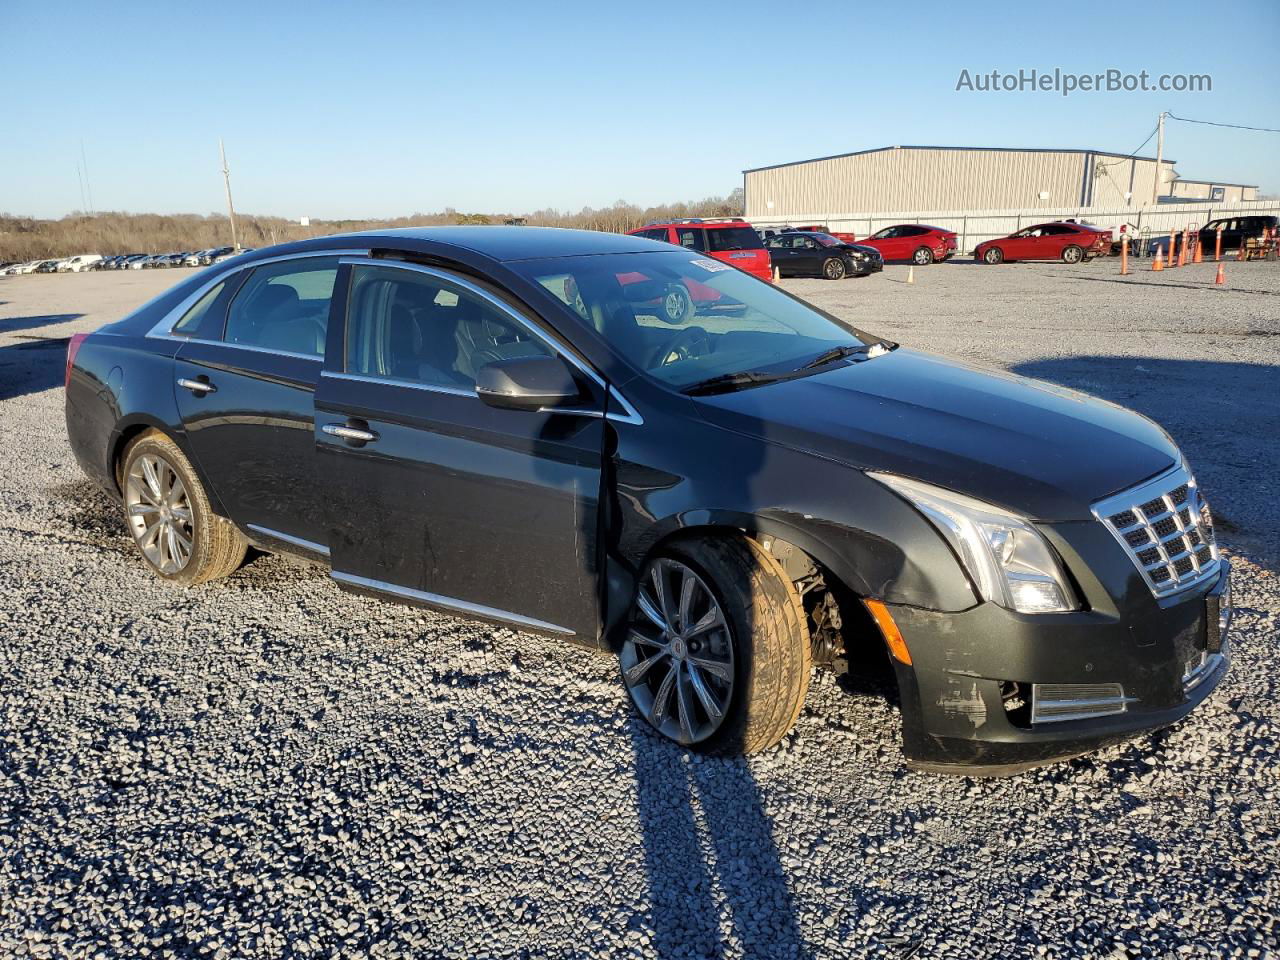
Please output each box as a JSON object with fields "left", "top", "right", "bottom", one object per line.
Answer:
{"left": 80, "top": 140, "right": 94, "bottom": 215}
{"left": 1152, "top": 111, "right": 1166, "bottom": 206}
{"left": 219, "top": 139, "right": 240, "bottom": 250}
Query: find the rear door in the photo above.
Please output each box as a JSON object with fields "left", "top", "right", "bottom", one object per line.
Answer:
{"left": 173, "top": 255, "right": 342, "bottom": 551}
{"left": 315, "top": 259, "right": 607, "bottom": 641}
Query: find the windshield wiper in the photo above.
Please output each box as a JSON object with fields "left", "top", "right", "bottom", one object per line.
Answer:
{"left": 800, "top": 342, "right": 892, "bottom": 369}
{"left": 680, "top": 370, "right": 790, "bottom": 396}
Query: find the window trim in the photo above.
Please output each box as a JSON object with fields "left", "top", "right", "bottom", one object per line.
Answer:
{"left": 335, "top": 258, "right": 643, "bottom": 425}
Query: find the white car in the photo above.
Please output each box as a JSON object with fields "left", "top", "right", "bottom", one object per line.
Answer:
{"left": 64, "top": 254, "right": 104, "bottom": 273}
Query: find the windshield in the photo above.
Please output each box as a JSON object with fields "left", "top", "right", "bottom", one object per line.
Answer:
{"left": 512, "top": 250, "right": 881, "bottom": 390}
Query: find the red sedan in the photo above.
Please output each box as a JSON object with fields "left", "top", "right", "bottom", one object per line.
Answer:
{"left": 856, "top": 224, "right": 958, "bottom": 265}
{"left": 975, "top": 222, "right": 1112, "bottom": 265}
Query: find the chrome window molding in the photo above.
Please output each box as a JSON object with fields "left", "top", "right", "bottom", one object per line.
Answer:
{"left": 170, "top": 336, "right": 323, "bottom": 363}
{"left": 321, "top": 370, "right": 474, "bottom": 398}
{"left": 338, "top": 257, "right": 643, "bottom": 425}
{"left": 145, "top": 248, "right": 371, "bottom": 342}
{"left": 1092, "top": 461, "right": 1222, "bottom": 600}
{"left": 330, "top": 570, "right": 574, "bottom": 636}
{"left": 245, "top": 523, "right": 330, "bottom": 557}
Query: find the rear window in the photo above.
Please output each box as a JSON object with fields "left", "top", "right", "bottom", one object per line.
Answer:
{"left": 706, "top": 227, "right": 764, "bottom": 252}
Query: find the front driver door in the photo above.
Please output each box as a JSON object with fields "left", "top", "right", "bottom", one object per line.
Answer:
{"left": 315, "top": 259, "right": 607, "bottom": 642}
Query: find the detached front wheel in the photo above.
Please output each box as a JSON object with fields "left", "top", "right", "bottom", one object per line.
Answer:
{"left": 621, "top": 537, "right": 811, "bottom": 754}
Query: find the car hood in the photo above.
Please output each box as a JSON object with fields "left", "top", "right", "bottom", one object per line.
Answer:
{"left": 694, "top": 348, "right": 1179, "bottom": 521}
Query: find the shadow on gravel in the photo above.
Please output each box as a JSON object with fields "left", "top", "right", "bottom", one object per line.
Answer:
{"left": 1011, "top": 356, "right": 1280, "bottom": 567}
{"left": 1058, "top": 275, "right": 1280, "bottom": 296}
{"left": 630, "top": 722, "right": 809, "bottom": 959}
{"left": 46, "top": 478, "right": 130, "bottom": 551}
{"left": 0, "top": 337, "right": 68, "bottom": 401}
{"left": 0, "top": 312, "right": 84, "bottom": 333}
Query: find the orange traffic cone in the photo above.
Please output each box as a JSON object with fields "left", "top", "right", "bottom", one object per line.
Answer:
{"left": 1193, "top": 234, "right": 1203, "bottom": 263}
{"left": 772, "top": 264, "right": 780, "bottom": 283}
{"left": 1152, "top": 248, "right": 1164, "bottom": 272}
{"left": 906, "top": 266, "right": 915, "bottom": 284}
{"left": 1215, "top": 262, "right": 1225, "bottom": 285}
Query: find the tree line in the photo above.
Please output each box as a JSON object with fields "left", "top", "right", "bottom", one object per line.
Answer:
{"left": 0, "top": 189, "right": 744, "bottom": 261}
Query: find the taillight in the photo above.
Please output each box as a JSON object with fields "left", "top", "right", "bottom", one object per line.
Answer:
{"left": 65, "top": 333, "right": 88, "bottom": 388}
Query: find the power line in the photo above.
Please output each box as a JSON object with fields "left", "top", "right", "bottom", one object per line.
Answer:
{"left": 1167, "top": 112, "right": 1280, "bottom": 134}
{"left": 1097, "top": 123, "right": 1160, "bottom": 167}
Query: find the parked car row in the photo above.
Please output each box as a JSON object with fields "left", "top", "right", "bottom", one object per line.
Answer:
{"left": 627, "top": 218, "right": 887, "bottom": 283}
{"left": 0, "top": 246, "right": 251, "bottom": 277}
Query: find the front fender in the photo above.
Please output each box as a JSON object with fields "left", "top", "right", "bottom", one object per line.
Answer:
{"left": 605, "top": 418, "right": 977, "bottom": 636}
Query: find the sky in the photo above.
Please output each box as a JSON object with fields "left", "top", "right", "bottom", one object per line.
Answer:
{"left": 2, "top": 0, "right": 1277, "bottom": 220}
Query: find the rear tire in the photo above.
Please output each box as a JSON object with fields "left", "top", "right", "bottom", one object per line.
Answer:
{"left": 984, "top": 247, "right": 1004, "bottom": 265}
{"left": 1062, "top": 245, "right": 1084, "bottom": 264}
{"left": 822, "top": 257, "right": 846, "bottom": 280}
{"left": 120, "top": 431, "right": 247, "bottom": 585}
{"left": 912, "top": 246, "right": 934, "bottom": 266}
{"left": 622, "top": 536, "right": 811, "bottom": 755}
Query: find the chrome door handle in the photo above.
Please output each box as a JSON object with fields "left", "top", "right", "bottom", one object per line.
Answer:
{"left": 177, "top": 378, "right": 216, "bottom": 394}
{"left": 322, "top": 423, "right": 378, "bottom": 443}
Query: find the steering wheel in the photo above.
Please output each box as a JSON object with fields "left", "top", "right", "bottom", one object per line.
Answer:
{"left": 648, "top": 325, "right": 710, "bottom": 369}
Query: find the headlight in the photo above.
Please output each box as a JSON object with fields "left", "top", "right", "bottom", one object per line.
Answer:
{"left": 869, "top": 473, "right": 1080, "bottom": 614}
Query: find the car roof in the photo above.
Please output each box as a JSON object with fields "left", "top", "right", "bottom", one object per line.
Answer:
{"left": 638, "top": 220, "right": 750, "bottom": 230}
{"left": 335, "top": 222, "right": 655, "bottom": 259}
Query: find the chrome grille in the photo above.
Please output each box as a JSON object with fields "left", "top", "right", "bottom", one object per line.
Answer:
{"left": 1092, "top": 463, "right": 1221, "bottom": 599}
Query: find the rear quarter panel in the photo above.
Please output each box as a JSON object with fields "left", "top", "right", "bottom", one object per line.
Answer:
{"left": 65, "top": 332, "right": 220, "bottom": 510}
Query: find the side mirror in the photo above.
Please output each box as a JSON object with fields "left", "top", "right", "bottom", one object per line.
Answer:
{"left": 475, "top": 355, "right": 584, "bottom": 412}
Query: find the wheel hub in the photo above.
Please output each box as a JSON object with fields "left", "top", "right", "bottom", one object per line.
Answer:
{"left": 620, "top": 557, "right": 735, "bottom": 745}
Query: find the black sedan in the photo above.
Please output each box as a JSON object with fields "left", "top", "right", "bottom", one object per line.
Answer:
{"left": 64, "top": 227, "right": 1230, "bottom": 772}
{"left": 765, "top": 231, "right": 883, "bottom": 279}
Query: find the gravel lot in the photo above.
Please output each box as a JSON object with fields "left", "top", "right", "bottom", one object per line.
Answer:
{"left": 2, "top": 260, "right": 1278, "bottom": 959}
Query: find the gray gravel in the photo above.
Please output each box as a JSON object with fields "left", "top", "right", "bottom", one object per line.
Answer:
{"left": 1, "top": 261, "right": 1278, "bottom": 959}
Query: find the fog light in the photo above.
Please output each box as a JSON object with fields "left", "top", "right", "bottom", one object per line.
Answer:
{"left": 1030, "top": 682, "right": 1134, "bottom": 724}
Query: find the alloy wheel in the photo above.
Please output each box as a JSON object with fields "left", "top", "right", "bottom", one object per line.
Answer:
{"left": 125, "top": 454, "right": 194, "bottom": 574}
{"left": 914, "top": 247, "right": 933, "bottom": 265}
{"left": 824, "top": 258, "right": 845, "bottom": 280}
{"left": 622, "top": 557, "right": 735, "bottom": 745}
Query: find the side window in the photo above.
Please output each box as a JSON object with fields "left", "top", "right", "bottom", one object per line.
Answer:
{"left": 346, "top": 265, "right": 552, "bottom": 389}
{"left": 172, "top": 280, "right": 228, "bottom": 335}
{"left": 644, "top": 229, "right": 670, "bottom": 242}
{"left": 224, "top": 258, "right": 340, "bottom": 356}
{"left": 676, "top": 229, "right": 706, "bottom": 251}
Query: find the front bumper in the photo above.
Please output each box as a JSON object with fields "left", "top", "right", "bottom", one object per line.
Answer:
{"left": 883, "top": 562, "right": 1232, "bottom": 775}
{"left": 847, "top": 257, "right": 883, "bottom": 276}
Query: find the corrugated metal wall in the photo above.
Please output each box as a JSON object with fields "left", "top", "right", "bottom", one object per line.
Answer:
{"left": 744, "top": 148, "right": 1176, "bottom": 219}
{"left": 1170, "top": 182, "right": 1255, "bottom": 203}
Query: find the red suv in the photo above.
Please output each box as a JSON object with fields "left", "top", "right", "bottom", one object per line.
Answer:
{"left": 629, "top": 218, "right": 773, "bottom": 282}
{"left": 856, "top": 224, "right": 958, "bottom": 265}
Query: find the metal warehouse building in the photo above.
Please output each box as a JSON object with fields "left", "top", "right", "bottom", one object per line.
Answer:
{"left": 743, "top": 145, "right": 1259, "bottom": 221}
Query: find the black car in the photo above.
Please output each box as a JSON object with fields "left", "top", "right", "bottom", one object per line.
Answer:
{"left": 765, "top": 231, "right": 883, "bottom": 279}
{"left": 64, "top": 227, "right": 1231, "bottom": 773}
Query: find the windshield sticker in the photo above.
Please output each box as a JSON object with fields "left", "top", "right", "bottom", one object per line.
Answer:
{"left": 690, "top": 258, "right": 733, "bottom": 272}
